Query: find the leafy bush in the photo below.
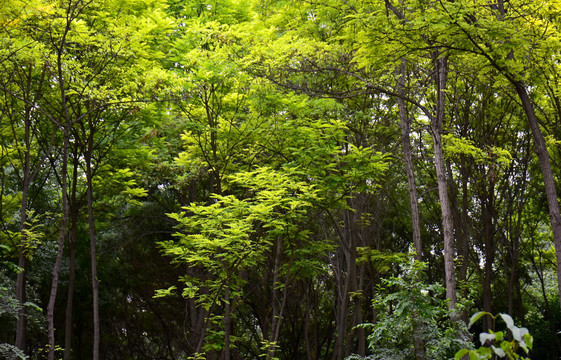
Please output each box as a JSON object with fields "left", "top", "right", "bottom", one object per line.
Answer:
{"left": 350, "top": 261, "right": 471, "bottom": 359}
{"left": 0, "top": 271, "right": 28, "bottom": 359}
{"left": 455, "top": 312, "right": 533, "bottom": 360}
{"left": 0, "top": 343, "right": 28, "bottom": 360}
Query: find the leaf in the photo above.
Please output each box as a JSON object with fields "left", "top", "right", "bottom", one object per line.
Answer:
{"left": 479, "top": 332, "right": 495, "bottom": 345}
{"left": 493, "top": 331, "right": 504, "bottom": 342}
{"left": 182, "top": 284, "right": 199, "bottom": 299}
{"left": 523, "top": 333, "right": 533, "bottom": 351}
{"left": 153, "top": 286, "right": 177, "bottom": 298}
{"left": 491, "top": 345, "right": 506, "bottom": 358}
{"left": 499, "top": 313, "right": 514, "bottom": 330}
{"left": 477, "top": 346, "right": 493, "bottom": 357}
{"left": 468, "top": 351, "right": 479, "bottom": 360}
{"left": 511, "top": 325, "right": 527, "bottom": 342}
{"left": 469, "top": 311, "right": 492, "bottom": 328}
{"left": 455, "top": 349, "right": 469, "bottom": 360}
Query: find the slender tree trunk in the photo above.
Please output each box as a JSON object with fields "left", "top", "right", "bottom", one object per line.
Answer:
{"left": 396, "top": 59, "right": 422, "bottom": 261}
{"left": 223, "top": 280, "right": 231, "bottom": 360}
{"left": 447, "top": 159, "right": 471, "bottom": 325}
{"left": 304, "top": 286, "right": 314, "bottom": 360}
{"left": 204, "top": 84, "right": 221, "bottom": 195}
{"left": 267, "top": 237, "right": 289, "bottom": 360}
{"left": 332, "top": 252, "right": 348, "bottom": 360}
{"left": 47, "top": 122, "right": 70, "bottom": 360}
{"left": 15, "top": 254, "right": 26, "bottom": 351}
{"left": 47, "top": 7, "right": 75, "bottom": 356}
{"left": 85, "top": 121, "right": 100, "bottom": 360}
{"left": 447, "top": 161, "right": 468, "bottom": 277}
{"left": 458, "top": 165, "right": 470, "bottom": 292}
{"left": 15, "top": 116, "right": 30, "bottom": 352}
{"left": 481, "top": 187, "right": 495, "bottom": 332}
{"left": 15, "top": 64, "right": 43, "bottom": 352}
{"left": 353, "top": 266, "right": 366, "bottom": 358}
{"left": 396, "top": 59, "right": 428, "bottom": 356}
{"left": 432, "top": 53, "right": 458, "bottom": 309}
{"left": 332, "top": 209, "right": 355, "bottom": 360}
{"left": 64, "top": 154, "right": 79, "bottom": 360}
{"left": 507, "top": 139, "right": 529, "bottom": 323}
{"left": 345, "top": 207, "right": 364, "bottom": 358}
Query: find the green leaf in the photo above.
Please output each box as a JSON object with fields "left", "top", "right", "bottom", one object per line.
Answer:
{"left": 455, "top": 349, "right": 469, "bottom": 360}
{"left": 468, "top": 351, "right": 480, "bottom": 360}
{"left": 469, "top": 311, "right": 492, "bottom": 328}
{"left": 523, "top": 333, "right": 533, "bottom": 351}
{"left": 153, "top": 286, "right": 177, "bottom": 298}
{"left": 493, "top": 331, "right": 504, "bottom": 342}
{"left": 477, "top": 347, "right": 493, "bottom": 358}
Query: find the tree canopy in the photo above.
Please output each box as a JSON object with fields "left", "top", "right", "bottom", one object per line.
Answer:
{"left": 1, "top": 0, "right": 561, "bottom": 359}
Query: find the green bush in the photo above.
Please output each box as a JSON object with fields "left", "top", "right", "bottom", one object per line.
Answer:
{"left": 455, "top": 312, "right": 533, "bottom": 360}
{"left": 350, "top": 261, "right": 470, "bottom": 359}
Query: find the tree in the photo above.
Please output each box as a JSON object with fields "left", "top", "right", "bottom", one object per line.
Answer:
{"left": 428, "top": 0, "right": 561, "bottom": 312}
{"left": 1, "top": 0, "right": 172, "bottom": 358}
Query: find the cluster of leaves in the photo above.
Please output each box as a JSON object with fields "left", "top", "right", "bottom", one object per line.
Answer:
{"left": 159, "top": 166, "right": 320, "bottom": 352}
{"left": 456, "top": 312, "right": 533, "bottom": 360}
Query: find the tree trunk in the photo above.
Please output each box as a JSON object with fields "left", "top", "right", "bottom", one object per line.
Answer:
{"left": 64, "top": 154, "right": 79, "bottom": 360}
{"left": 15, "top": 253, "right": 26, "bottom": 351}
{"left": 15, "top": 115, "right": 30, "bottom": 352}
{"left": 15, "top": 64, "right": 44, "bottom": 352}
{"left": 481, "top": 186, "right": 495, "bottom": 332}
{"left": 432, "top": 53, "right": 458, "bottom": 309}
{"left": 85, "top": 118, "right": 100, "bottom": 360}
{"left": 47, "top": 121, "right": 70, "bottom": 360}
{"left": 47, "top": 8, "right": 75, "bottom": 356}
{"left": 267, "top": 237, "right": 289, "bottom": 360}
{"left": 223, "top": 280, "right": 231, "bottom": 360}
{"left": 396, "top": 59, "right": 422, "bottom": 261}
{"left": 447, "top": 159, "right": 470, "bottom": 304}
{"left": 507, "top": 139, "right": 529, "bottom": 323}
{"left": 332, "top": 208, "right": 355, "bottom": 360}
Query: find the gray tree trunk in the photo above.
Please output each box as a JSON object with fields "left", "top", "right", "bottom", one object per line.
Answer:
{"left": 85, "top": 122, "right": 100, "bottom": 360}
{"left": 432, "top": 54, "right": 457, "bottom": 309}
{"left": 396, "top": 59, "right": 422, "bottom": 261}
